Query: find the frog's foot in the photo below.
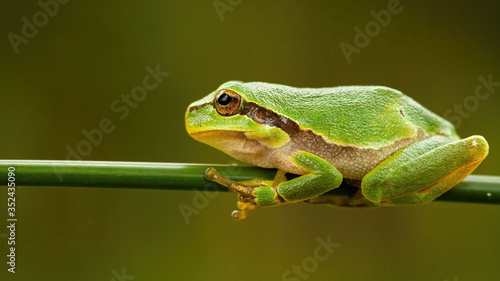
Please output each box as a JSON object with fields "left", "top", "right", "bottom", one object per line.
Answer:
{"left": 233, "top": 195, "right": 261, "bottom": 220}
{"left": 205, "top": 168, "right": 285, "bottom": 220}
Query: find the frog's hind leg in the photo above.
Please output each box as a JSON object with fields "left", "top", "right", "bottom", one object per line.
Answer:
{"left": 358, "top": 135, "right": 488, "bottom": 206}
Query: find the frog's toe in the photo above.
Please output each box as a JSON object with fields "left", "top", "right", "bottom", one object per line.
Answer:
{"left": 231, "top": 210, "right": 245, "bottom": 220}
{"left": 205, "top": 167, "right": 255, "bottom": 196}
{"left": 232, "top": 200, "right": 261, "bottom": 220}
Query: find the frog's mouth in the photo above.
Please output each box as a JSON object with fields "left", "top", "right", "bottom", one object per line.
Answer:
{"left": 189, "top": 130, "right": 252, "bottom": 152}
{"left": 189, "top": 130, "right": 277, "bottom": 167}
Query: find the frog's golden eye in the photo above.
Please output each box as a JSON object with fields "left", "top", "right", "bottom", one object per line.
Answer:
{"left": 214, "top": 89, "right": 243, "bottom": 116}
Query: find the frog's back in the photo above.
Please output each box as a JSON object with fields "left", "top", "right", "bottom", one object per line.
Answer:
{"left": 233, "top": 82, "right": 458, "bottom": 148}
{"left": 220, "top": 81, "right": 459, "bottom": 179}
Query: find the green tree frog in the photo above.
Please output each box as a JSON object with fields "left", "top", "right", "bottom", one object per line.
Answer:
{"left": 185, "top": 81, "right": 489, "bottom": 220}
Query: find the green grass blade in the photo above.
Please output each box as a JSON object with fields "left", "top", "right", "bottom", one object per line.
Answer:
{"left": 0, "top": 160, "right": 498, "bottom": 204}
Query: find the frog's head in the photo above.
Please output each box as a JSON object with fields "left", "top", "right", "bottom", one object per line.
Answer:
{"left": 185, "top": 81, "right": 290, "bottom": 165}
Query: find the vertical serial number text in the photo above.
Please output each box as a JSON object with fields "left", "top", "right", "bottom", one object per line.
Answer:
{"left": 7, "top": 166, "right": 16, "bottom": 274}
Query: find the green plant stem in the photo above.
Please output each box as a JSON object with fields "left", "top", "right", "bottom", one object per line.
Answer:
{"left": 0, "top": 160, "right": 498, "bottom": 204}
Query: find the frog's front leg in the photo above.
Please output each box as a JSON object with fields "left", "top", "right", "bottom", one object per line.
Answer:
{"left": 354, "top": 135, "right": 488, "bottom": 206}
{"left": 205, "top": 151, "right": 343, "bottom": 219}
{"left": 205, "top": 169, "right": 288, "bottom": 219}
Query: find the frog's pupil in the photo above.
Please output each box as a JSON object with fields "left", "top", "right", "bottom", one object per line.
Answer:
{"left": 218, "top": 93, "right": 232, "bottom": 105}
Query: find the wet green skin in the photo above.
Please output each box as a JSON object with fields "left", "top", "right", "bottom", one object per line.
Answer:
{"left": 185, "top": 81, "right": 489, "bottom": 219}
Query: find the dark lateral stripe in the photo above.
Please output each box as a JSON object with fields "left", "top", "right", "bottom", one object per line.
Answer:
{"left": 188, "top": 102, "right": 211, "bottom": 112}
{"left": 240, "top": 101, "right": 325, "bottom": 147}
{"left": 239, "top": 102, "right": 366, "bottom": 159}
{"left": 240, "top": 102, "right": 301, "bottom": 135}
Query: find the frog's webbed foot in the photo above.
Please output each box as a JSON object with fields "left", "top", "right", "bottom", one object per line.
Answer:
{"left": 233, "top": 195, "right": 260, "bottom": 220}
{"left": 205, "top": 168, "right": 278, "bottom": 220}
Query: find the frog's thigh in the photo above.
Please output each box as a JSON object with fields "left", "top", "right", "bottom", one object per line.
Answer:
{"left": 360, "top": 135, "right": 488, "bottom": 206}
{"left": 277, "top": 151, "right": 343, "bottom": 203}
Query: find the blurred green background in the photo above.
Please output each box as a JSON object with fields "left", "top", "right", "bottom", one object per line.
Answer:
{"left": 1, "top": 0, "right": 499, "bottom": 280}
